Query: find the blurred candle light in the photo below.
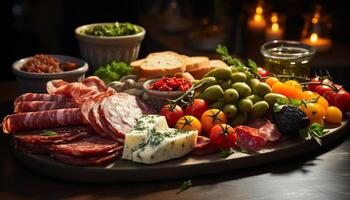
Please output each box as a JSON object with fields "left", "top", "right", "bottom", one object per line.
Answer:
{"left": 247, "top": 2, "right": 267, "bottom": 31}
{"left": 265, "top": 12, "right": 284, "bottom": 40}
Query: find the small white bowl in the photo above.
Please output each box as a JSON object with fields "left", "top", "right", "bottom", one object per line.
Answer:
{"left": 143, "top": 79, "right": 186, "bottom": 110}
{"left": 12, "top": 55, "right": 88, "bottom": 94}
{"left": 75, "top": 23, "right": 146, "bottom": 70}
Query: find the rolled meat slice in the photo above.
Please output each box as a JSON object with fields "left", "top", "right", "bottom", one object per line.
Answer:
{"left": 81, "top": 76, "right": 107, "bottom": 92}
{"left": 2, "top": 108, "right": 87, "bottom": 133}
{"left": 14, "top": 93, "right": 72, "bottom": 105}
{"left": 14, "top": 101, "right": 78, "bottom": 113}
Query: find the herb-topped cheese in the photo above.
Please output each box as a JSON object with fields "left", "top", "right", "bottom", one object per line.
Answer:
{"left": 122, "top": 115, "right": 168, "bottom": 160}
{"left": 132, "top": 128, "right": 198, "bottom": 164}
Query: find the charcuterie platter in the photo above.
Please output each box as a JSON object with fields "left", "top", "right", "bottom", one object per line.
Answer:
{"left": 3, "top": 35, "right": 350, "bottom": 183}
{"left": 12, "top": 120, "right": 348, "bottom": 183}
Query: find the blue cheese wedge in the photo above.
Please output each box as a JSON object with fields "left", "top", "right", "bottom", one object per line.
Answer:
{"left": 122, "top": 115, "right": 168, "bottom": 160}
{"left": 132, "top": 128, "right": 198, "bottom": 164}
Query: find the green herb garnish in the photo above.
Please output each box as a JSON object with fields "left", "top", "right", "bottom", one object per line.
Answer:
{"left": 40, "top": 131, "right": 58, "bottom": 136}
{"left": 84, "top": 22, "right": 140, "bottom": 37}
{"left": 220, "top": 149, "right": 234, "bottom": 158}
{"left": 94, "top": 61, "right": 132, "bottom": 83}
{"left": 177, "top": 180, "right": 192, "bottom": 194}
{"left": 299, "top": 123, "right": 329, "bottom": 145}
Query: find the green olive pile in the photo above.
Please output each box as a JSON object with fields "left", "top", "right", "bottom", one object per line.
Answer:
{"left": 194, "top": 67, "right": 286, "bottom": 127}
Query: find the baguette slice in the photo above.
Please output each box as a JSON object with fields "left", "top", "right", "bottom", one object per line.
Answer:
{"left": 186, "top": 56, "right": 210, "bottom": 72}
{"left": 139, "top": 52, "right": 187, "bottom": 79}
{"left": 130, "top": 58, "right": 146, "bottom": 75}
{"left": 190, "top": 59, "right": 229, "bottom": 79}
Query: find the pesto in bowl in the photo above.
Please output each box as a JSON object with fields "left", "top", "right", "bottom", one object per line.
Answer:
{"left": 82, "top": 22, "right": 141, "bottom": 37}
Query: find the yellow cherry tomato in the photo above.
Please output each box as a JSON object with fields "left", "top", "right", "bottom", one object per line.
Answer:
{"left": 176, "top": 115, "right": 202, "bottom": 135}
{"left": 272, "top": 82, "right": 302, "bottom": 99}
{"left": 201, "top": 109, "right": 227, "bottom": 134}
{"left": 301, "top": 91, "right": 317, "bottom": 100}
{"left": 284, "top": 80, "right": 302, "bottom": 90}
{"left": 325, "top": 106, "right": 342, "bottom": 124}
{"left": 265, "top": 77, "right": 280, "bottom": 88}
{"left": 317, "top": 95, "right": 329, "bottom": 111}
{"left": 299, "top": 103, "right": 325, "bottom": 120}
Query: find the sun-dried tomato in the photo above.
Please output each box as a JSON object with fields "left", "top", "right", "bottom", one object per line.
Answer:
{"left": 150, "top": 77, "right": 192, "bottom": 92}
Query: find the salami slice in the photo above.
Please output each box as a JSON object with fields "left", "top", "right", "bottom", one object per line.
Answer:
{"left": 14, "top": 101, "right": 78, "bottom": 113}
{"left": 50, "top": 150, "right": 121, "bottom": 166}
{"left": 2, "top": 108, "right": 86, "bottom": 133}
{"left": 14, "top": 93, "right": 72, "bottom": 105}
{"left": 234, "top": 126, "right": 266, "bottom": 152}
{"left": 50, "top": 135, "right": 121, "bottom": 156}
{"left": 192, "top": 136, "right": 220, "bottom": 156}
{"left": 81, "top": 76, "right": 107, "bottom": 92}
{"left": 100, "top": 93, "right": 155, "bottom": 140}
{"left": 248, "top": 119, "right": 281, "bottom": 142}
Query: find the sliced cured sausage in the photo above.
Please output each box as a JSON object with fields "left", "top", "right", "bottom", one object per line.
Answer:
{"left": 50, "top": 135, "right": 122, "bottom": 156}
{"left": 14, "top": 93, "right": 72, "bottom": 105}
{"left": 2, "top": 108, "right": 86, "bottom": 133}
{"left": 14, "top": 101, "right": 78, "bottom": 113}
{"left": 234, "top": 126, "right": 266, "bottom": 152}
{"left": 100, "top": 93, "right": 156, "bottom": 140}
{"left": 50, "top": 150, "right": 121, "bottom": 166}
{"left": 248, "top": 119, "right": 281, "bottom": 142}
{"left": 192, "top": 136, "right": 220, "bottom": 156}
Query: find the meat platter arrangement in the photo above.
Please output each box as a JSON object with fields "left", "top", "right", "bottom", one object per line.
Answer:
{"left": 2, "top": 45, "right": 349, "bottom": 182}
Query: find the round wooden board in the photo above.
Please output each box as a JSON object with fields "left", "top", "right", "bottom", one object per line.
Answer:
{"left": 13, "top": 121, "right": 349, "bottom": 183}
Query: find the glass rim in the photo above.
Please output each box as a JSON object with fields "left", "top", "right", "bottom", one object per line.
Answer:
{"left": 260, "top": 40, "right": 316, "bottom": 60}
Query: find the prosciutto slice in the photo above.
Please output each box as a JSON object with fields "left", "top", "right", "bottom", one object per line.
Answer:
{"left": 14, "top": 93, "right": 73, "bottom": 105}
{"left": 14, "top": 101, "right": 78, "bottom": 113}
{"left": 2, "top": 108, "right": 87, "bottom": 133}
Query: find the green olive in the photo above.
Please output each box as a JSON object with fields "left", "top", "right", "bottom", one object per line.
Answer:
{"left": 204, "top": 67, "right": 232, "bottom": 80}
{"left": 238, "top": 98, "right": 253, "bottom": 113}
{"left": 254, "top": 82, "right": 272, "bottom": 97}
{"left": 199, "top": 85, "right": 224, "bottom": 103}
{"left": 231, "top": 67, "right": 240, "bottom": 73}
{"left": 224, "top": 88, "right": 239, "bottom": 103}
{"left": 245, "top": 71, "right": 252, "bottom": 83}
{"left": 263, "top": 93, "right": 288, "bottom": 108}
{"left": 220, "top": 80, "right": 232, "bottom": 91}
{"left": 223, "top": 104, "right": 238, "bottom": 119}
{"left": 210, "top": 100, "right": 225, "bottom": 110}
{"left": 250, "top": 101, "right": 269, "bottom": 118}
{"left": 231, "top": 72, "right": 247, "bottom": 83}
{"left": 249, "top": 78, "right": 261, "bottom": 93}
{"left": 229, "top": 113, "right": 248, "bottom": 127}
{"left": 247, "top": 94, "right": 263, "bottom": 104}
{"left": 232, "top": 82, "right": 251, "bottom": 98}
{"left": 198, "top": 77, "right": 217, "bottom": 91}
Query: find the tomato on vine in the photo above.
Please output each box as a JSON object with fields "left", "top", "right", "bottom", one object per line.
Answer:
{"left": 160, "top": 104, "right": 184, "bottom": 127}
{"left": 201, "top": 109, "right": 227, "bottom": 134}
{"left": 175, "top": 115, "right": 202, "bottom": 135}
{"left": 184, "top": 99, "right": 208, "bottom": 119}
{"left": 210, "top": 124, "right": 237, "bottom": 149}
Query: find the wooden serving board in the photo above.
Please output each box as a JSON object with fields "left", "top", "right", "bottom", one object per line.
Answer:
{"left": 13, "top": 121, "right": 349, "bottom": 183}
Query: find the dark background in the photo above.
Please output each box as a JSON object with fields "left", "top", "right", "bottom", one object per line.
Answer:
{"left": 2, "top": 0, "right": 350, "bottom": 84}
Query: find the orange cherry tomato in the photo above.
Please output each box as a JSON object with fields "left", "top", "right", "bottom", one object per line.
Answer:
{"left": 201, "top": 109, "right": 227, "bottom": 134}
{"left": 265, "top": 77, "right": 280, "bottom": 88}
{"left": 272, "top": 82, "right": 302, "bottom": 99}
{"left": 299, "top": 103, "right": 325, "bottom": 120}
{"left": 325, "top": 106, "right": 342, "bottom": 124}
{"left": 176, "top": 115, "right": 202, "bottom": 135}
{"left": 301, "top": 91, "right": 317, "bottom": 100}
{"left": 317, "top": 96, "right": 329, "bottom": 111}
{"left": 284, "top": 80, "right": 302, "bottom": 90}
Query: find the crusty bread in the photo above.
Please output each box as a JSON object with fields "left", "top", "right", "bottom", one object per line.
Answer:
{"left": 139, "top": 51, "right": 187, "bottom": 79}
{"left": 186, "top": 56, "right": 210, "bottom": 72}
{"left": 190, "top": 59, "right": 229, "bottom": 79}
{"left": 130, "top": 58, "right": 145, "bottom": 74}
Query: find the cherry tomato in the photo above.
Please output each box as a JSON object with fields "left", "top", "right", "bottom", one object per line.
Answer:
{"left": 184, "top": 99, "right": 208, "bottom": 119}
{"left": 272, "top": 82, "right": 302, "bottom": 99}
{"left": 317, "top": 95, "right": 329, "bottom": 111}
{"left": 301, "top": 91, "right": 317, "bottom": 100}
{"left": 201, "top": 109, "right": 227, "bottom": 134}
{"left": 210, "top": 124, "right": 237, "bottom": 149}
{"left": 310, "top": 118, "right": 324, "bottom": 126}
{"left": 265, "top": 77, "right": 280, "bottom": 88}
{"left": 299, "top": 103, "right": 325, "bottom": 120}
{"left": 257, "top": 67, "right": 270, "bottom": 77}
{"left": 325, "top": 106, "right": 343, "bottom": 123}
{"left": 314, "top": 85, "right": 333, "bottom": 96}
{"left": 284, "top": 80, "right": 302, "bottom": 90}
{"left": 307, "top": 77, "right": 321, "bottom": 91}
{"left": 175, "top": 115, "right": 202, "bottom": 135}
{"left": 333, "top": 91, "right": 350, "bottom": 113}
{"left": 160, "top": 104, "right": 184, "bottom": 127}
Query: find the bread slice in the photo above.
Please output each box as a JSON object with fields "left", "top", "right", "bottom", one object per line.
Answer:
{"left": 186, "top": 56, "right": 210, "bottom": 72}
{"left": 130, "top": 58, "right": 145, "bottom": 75}
{"left": 139, "top": 52, "right": 187, "bottom": 79}
{"left": 190, "top": 59, "right": 229, "bottom": 79}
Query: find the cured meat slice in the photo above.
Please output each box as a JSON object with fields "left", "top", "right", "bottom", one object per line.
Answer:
{"left": 14, "top": 93, "right": 72, "bottom": 105}
{"left": 14, "top": 126, "right": 91, "bottom": 153}
{"left": 46, "top": 79, "right": 69, "bottom": 94}
{"left": 248, "top": 119, "right": 281, "bottom": 142}
{"left": 192, "top": 136, "right": 220, "bottom": 156}
{"left": 234, "top": 126, "right": 266, "bottom": 152}
{"left": 2, "top": 108, "right": 86, "bottom": 133}
{"left": 100, "top": 93, "right": 156, "bottom": 140}
{"left": 50, "top": 150, "right": 121, "bottom": 166}
{"left": 81, "top": 76, "right": 107, "bottom": 92}
{"left": 14, "top": 101, "right": 78, "bottom": 113}
{"left": 50, "top": 135, "right": 122, "bottom": 156}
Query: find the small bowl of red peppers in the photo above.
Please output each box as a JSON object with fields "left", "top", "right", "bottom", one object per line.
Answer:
{"left": 143, "top": 77, "right": 192, "bottom": 110}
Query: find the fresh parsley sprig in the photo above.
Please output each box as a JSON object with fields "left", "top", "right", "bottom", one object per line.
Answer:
{"left": 299, "top": 123, "right": 329, "bottom": 145}
{"left": 177, "top": 180, "right": 192, "bottom": 194}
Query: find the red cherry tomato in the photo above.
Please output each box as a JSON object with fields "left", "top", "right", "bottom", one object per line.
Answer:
{"left": 257, "top": 67, "right": 270, "bottom": 77}
{"left": 333, "top": 91, "right": 350, "bottom": 113}
{"left": 307, "top": 77, "right": 321, "bottom": 91}
{"left": 184, "top": 99, "right": 208, "bottom": 119}
{"left": 209, "top": 124, "right": 237, "bottom": 149}
{"left": 314, "top": 85, "right": 333, "bottom": 96}
{"left": 160, "top": 104, "right": 184, "bottom": 127}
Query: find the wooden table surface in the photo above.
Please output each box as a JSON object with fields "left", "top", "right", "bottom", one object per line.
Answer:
{"left": 1, "top": 82, "right": 350, "bottom": 200}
